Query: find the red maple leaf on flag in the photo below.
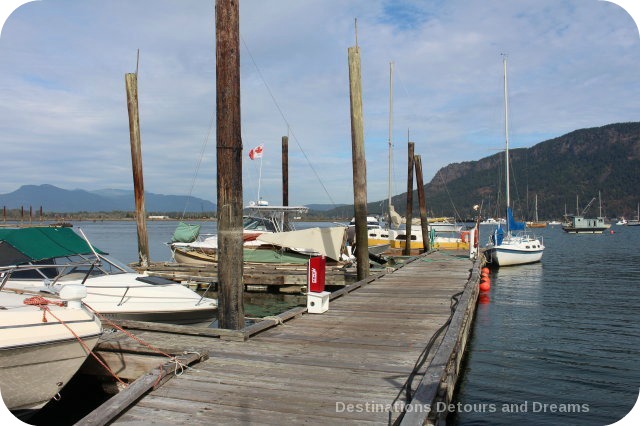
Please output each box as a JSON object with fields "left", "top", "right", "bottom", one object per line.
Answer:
{"left": 249, "top": 144, "right": 264, "bottom": 160}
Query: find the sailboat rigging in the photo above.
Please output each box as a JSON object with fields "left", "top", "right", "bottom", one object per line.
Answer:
{"left": 484, "top": 55, "right": 545, "bottom": 267}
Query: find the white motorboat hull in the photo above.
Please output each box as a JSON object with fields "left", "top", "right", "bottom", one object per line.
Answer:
{"left": 0, "top": 290, "right": 102, "bottom": 416}
{"left": 1, "top": 335, "right": 100, "bottom": 414}
{"left": 5, "top": 273, "right": 217, "bottom": 325}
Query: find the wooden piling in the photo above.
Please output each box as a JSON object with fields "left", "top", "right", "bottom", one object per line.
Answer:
{"left": 215, "top": 0, "right": 244, "bottom": 329}
{"left": 403, "top": 141, "right": 414, "bottom": 255}
{"left": 348, "top": 45, "right": 370, "bottom": 280}
{"left": 282, "top": 136, "right": 288, "bottom": 207}
{"left": 125, "top": 72, "right": 150, "bottom": 268}
{"left": 414, "top": 155, "right": 430, "bottom": 253}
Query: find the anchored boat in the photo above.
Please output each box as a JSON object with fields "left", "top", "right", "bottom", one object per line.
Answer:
{"left": 0, "top": 281, "right": 102, "bottom": 420}
{"left": 0, "top": 227, "right": 216, "bottom": 324}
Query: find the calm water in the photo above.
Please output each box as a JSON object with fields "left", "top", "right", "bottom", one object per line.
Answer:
{"left": 452, "top": 224, "right": 640, "bottom": 425}
{"left": 16, "top": 220, "right": 639, "bottom": 424}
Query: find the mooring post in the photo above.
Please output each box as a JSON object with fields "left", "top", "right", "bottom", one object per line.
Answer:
{"left": 403, "top": 142, "right": 415, "bottom": 255}
{"left": 348, "top": 45, "right": 370, "bottom": 280}
{"left": 216, "top": 0, "right": 244, "bottom": 330}
{"left": 414, "top": 155, "right": 430, "bottom": 253}
{"left": 125, "top": 72, "right": 150, "bottom": 268}
{"left": 282, "top": 136, "right": 289, "bottom": 206}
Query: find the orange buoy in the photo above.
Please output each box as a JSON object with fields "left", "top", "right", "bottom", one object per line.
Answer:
{"left": 479, "top": 281, "right": 491, "bottom": 292}
{"left": 479, "top": 294, "right": 490, "bottom": 304}
{"left": 481, "top": 267, "right": 490, "bottom": 274}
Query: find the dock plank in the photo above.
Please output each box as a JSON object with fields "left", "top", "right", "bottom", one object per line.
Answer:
{"left": 105, "top": 250, "right": 481, "bottom": 425}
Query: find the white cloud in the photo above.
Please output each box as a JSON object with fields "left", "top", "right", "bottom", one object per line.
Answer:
{"left": 0, "top": 0, "right": 639, "bottom": 206}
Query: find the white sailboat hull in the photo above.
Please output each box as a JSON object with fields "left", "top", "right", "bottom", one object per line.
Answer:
{"left": 485, "top": 238, "right": 544, "bottom": 267}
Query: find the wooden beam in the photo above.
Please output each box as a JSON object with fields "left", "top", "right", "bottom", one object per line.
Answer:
{"left": 215, "top": 0, "right": 244, "bottom": 330}
{"left": 282, "top": 135, "right": 289, "bottom": 207}
{"left": 403, "top": 141, "right": 415, "bottom": 255}
{"left": 75, "top": 351, "right": 207, "bottom": 426}
{"left": 348, "top": 45, "right": 370, "bottom": 281}
{"left": 125, "top": 72, "right": 150, "bottom": 268}
{"left": 414, "top": 154, "right": 430, "bottom": 253}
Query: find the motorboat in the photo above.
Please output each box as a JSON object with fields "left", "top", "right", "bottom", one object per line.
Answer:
{"left": 0, "top": 280, "right": 102, "bottom": 419}
{"left": 170, "top": 204, "right": 311, "bottom": 265}
{"left": 561, "top": 193, "right": 611, "bottom": 234}
{"left": 0, "top": 227, "right": 216, "bottom": 324}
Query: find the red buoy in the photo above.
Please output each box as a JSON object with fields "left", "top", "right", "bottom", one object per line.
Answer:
{"left": 481, "top": 267, "right": 490, "bottom": 274}
{"left": 479, "top": 280, "right": 491, "bottom": 292}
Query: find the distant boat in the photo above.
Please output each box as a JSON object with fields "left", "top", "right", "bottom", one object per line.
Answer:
{"left": 561, "top": 193, "right": 611, "bottom": 234}
{"left": 627, "top": 203, "right": 640, "bottom": 226}
{"left": 548, "top": 220, "right": 561, "bottom": 226}
{"left": 484, "top": 56, "right": 544, "bottom": 267}
{"left": 526, "top": 194, "right": 547, "bottom": 228}
{"left": 615, "top": 217, "right": 628, "bottom": 225}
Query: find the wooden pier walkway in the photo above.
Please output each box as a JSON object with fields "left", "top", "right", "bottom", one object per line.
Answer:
{"left": 82, "top": 250, "right": 481, "bottom": 425}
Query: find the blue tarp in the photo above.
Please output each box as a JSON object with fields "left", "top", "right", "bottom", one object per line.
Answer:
{"left": 507, "top": 207, "right": 526, "bottom": 231}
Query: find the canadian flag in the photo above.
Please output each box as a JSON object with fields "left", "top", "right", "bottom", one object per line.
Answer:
{"left": 248, "top": 144, "right": 264, "bottom": 160}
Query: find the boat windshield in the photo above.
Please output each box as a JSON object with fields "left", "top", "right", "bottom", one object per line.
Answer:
{"left": 7, "top": 253, "right": 133, "bottom": 280}
{"left": 243, "top": 216, "right": 277, "bottom": 232}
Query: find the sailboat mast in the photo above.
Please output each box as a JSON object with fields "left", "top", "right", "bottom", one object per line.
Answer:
{"left": 388, "top": 61, "right": 394, "bottom": 225}
{"left": 503, "top": 55, "right": 510, "bottom": 209}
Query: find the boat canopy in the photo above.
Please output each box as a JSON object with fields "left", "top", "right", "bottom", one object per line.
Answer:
{"left": 0, "top": 227, "right": 105, "bottom": 265}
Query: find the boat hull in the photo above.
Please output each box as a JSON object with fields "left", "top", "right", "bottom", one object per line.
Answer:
{"left": 485, "top": 246, "right": 543, "bottom": 267}
{"left": 1, "top": 335, "right": 100, "bottom": 415}
{"left": 562, "top": 227, "right": 610, "bottom": 234}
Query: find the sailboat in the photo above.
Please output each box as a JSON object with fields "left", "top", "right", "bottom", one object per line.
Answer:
{"left": 527, "top": 194, "right": 547, "bottom": 228}
{"left": 485, "top": 56, "right": 544, "bottom": 267}
{"left": 627, "top": 203, "right": 640, "bottom": 226}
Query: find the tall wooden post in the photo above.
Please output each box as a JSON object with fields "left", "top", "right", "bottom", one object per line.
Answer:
{"left": 348, "top": 45, "right": 369, "bottom": 280}
{"left": 282, "top": 135, "right": 289, "bottom": 226}
{"left": 216, "top": 0, "right": 244, "bottom": 330}
{"left": 29, "top": 206, "right": 32, "bottom": 225}
{"left": 282, "top": 136, "right": 289, "bottom": 206}
{"left": 125, "top": 72, "right": 150, "bottom": 268}
{"left": 39, "top": 206, "right": 43, "bottom": 222}
{"left": 403, "top": 142, "right": 415, "bottom": 255}
{"left": 414, "top": 155, "right": 430, "bottom": 253}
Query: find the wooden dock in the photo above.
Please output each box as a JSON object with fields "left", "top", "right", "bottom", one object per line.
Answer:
{"left": 139, "top": 261, "right": 358, "bottom": 293}
{"left": 80, "top": 250, "right": 481, "bottom": 425}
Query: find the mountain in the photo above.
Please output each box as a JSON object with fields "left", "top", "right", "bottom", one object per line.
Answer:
{"left": 0, "top": 184, "right": 216, "bottom": 213}
{"left": 325, "top": 122, "right": 640, "bottom": 220}
{"left": 305, "top": 203, "right": 348, "bottom": 212}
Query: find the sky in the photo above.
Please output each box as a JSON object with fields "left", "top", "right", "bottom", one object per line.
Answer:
{"left": 0, "top": 0, "right": 639, "bottom": 208}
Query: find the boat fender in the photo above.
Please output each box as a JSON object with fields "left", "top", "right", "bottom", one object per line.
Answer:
{"left": 460, "top": 231, "right": 470, "bottom": 243}
{"left": 474, "top": 228, "right": 479, "bottom": 248}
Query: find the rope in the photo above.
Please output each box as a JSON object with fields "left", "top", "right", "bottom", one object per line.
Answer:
{"left": 261, "top": 315, "right": 285, "bottom": 326}
{"left": 241, "top": 35, "right": 338, "bottom": 208}
{"left": 24, "top": 298, "right": 128, "bottom": 387}
{"left": 84, "top": 304, "right": 191, "bottom": 375}
{"left": 23, "top": 295, "right": 64, "bottom": 322}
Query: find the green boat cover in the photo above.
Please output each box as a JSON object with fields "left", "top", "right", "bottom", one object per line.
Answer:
{"left": 0, "top": 227, "right": 105, "bottom": 264}
{"left": 243, "top": 248, "right": 310, "bottom": 264}
{"left": 171, "top": 222, "right": 201, "bottom": 243}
